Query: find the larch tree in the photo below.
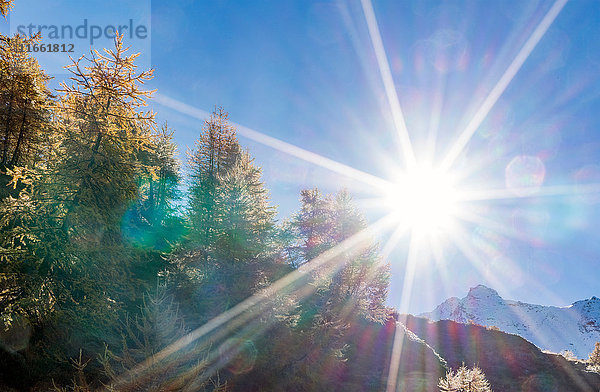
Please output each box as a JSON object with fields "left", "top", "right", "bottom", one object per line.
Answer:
{"left": 327, "top": 191, "right": 390, "bottom": 322}
{"left": 590, "top": 341, "right": 600, "bottom": 367}
{"left": 0, "top": 33, "right": 54, "bottom": 197}
{"left": 213, "top": 150, "right": 276, "bottom": 262}
{"left": 47, "top": 33, "right": 160, "bottom": 357}
{"left": 293, "top": 188, "right": 334, "bottom": 262}
{"left": 122, "top": 122, "right": 184, "bottom": 251}
{"left": 278, "top": 188, "right": 390, "bottom": 385}
{"left": 0, "top": 34, "right": 59, "bottom": 330}
{"left": 174, "top": 107, "right": 280, "bottom": 327}
{"left": 0, "top": 0, "right": 13, "bottom": 17}
{"left": 99, "top": 284, "right": 207, "bottom": 392}
{"left": 290, "top": 189, "right": 390, "bottom": 324}
{"left": 0, "top": 34, "right": 161, "bottom": 382}
{"left": 187, "top": 106, "right": 240, "bottom": 252}
{"left": 55, "top": 33, "right": 156, "bottom": 239}
{"left": 438, "top": 364, "right": 493, "bottom": 392}
{"left": 0, "top": 3, "right": 57, "bottom": 343}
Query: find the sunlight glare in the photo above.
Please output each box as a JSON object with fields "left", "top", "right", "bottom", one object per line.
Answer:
{"left": 361, "top": 0, "right": 417, "bottom": 169}
{"left": 385, "top": 165, "right": 460, "bottom": 233}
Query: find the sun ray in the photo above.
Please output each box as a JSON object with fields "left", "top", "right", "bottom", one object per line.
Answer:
{"left": 108, "top": 213, "right": 398, "bottom": 389}
{"left": 183, "top": 310, "right": 279, "bottom": 390}
{"left": 385, "top": 320, "right": 405, "bottom": 392}
{"left": 424, "top": 76, "right": 447, "bottom": 162}
{"left": 380, "top": 223, "right": 410, "bottom": 259}
{"left": 153, "top": 94, "right": 392, "bottom": 190}
{"left": 386, "top": 229, "right": 421, "bottom": 392}
{"left": 459, "top": 182, "right": 600, "bottom": 202}
{"left": 449, "top": 227, "right": 508, "bottom": 293}
{"left": 428, "top": 234, "right": 454, "bottom": 301}
{"left": 354, "top": 196, "right": 392, "bottom": 212}
{"left": 397, "top": 229, "right": 422, "bottom": 315}
{"left": 440, "top": 0, "right": 568, "bottom": 172}
{"left": 360, "top": 0, "right": 417, "bottom": 169}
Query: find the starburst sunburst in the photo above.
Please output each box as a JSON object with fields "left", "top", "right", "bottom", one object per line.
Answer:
{"left": 384, "top": 164, "right": 462, "bottom": 234}
{"left": 143, "top": 0, "right": 600, "bottom": 389}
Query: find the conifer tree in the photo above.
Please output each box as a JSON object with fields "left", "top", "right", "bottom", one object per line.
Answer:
{"left": 122, "top": 123, "right": 184, "bottom": 251}
{"left": 213, "top": 150, "right": 276, "bottom": 262}
{"left": 290, "top": 188, "right": 390, "bottom": 324}
{"left": 56, "top": 33, "right": 156, "bottom": 237}
{"left": 0, "top": 33, "right": 54, "bottom": 196}
{"left": 0, "top": 35, "right": 161, "bottom": 381}
{"left": 100, "top": 285, "right": 201, "bottom": 392}
{"left": 0, "top": 0, "right": 13, "bottom": 17}
{"left": 0, "top": 33, "right": 61, "bottom": 328}
{"left": 438, "top": 364, "right": 493, "bottom": 392}
{"left": 187, "top": 106, "right": 240, "bottom": 251}
{"left": 175, "top": 107, "right": 280, "bottom": 327}
{"left": 275, "top": 188, "right": 389, "bottom": 386}
{"left": 293, "top": 188, "right": 334, "bottom": 262}
{"left": 590, "top": 341, "right": 600, "bottom": 367}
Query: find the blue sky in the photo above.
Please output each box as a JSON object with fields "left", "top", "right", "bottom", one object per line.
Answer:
{"left": 3, "top": 0, "right": 600, "bottom": 314}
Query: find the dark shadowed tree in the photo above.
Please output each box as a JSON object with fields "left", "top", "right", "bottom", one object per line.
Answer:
{"left": 258, "top": 188, "right": 391, "bottom": 388}
{"left": 290, "top": 188, "right": 390, "bottom": 325}
{"left": 122, "top": 123, "right": 185, "bottom": 251}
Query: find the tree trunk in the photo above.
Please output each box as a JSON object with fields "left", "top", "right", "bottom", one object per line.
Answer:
{"left": 10, "top": 85, "right": 29, "bottom": 166}
{"left": 2, "top": 89, "right": 14, "bottom": 165}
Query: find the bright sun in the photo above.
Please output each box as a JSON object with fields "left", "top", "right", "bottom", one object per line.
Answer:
{"left": 384, "top": 165, "right": 461, "bottom": 234}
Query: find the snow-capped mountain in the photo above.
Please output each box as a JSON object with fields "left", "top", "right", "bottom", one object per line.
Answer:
{"left": 420, "top": 285, "right": 600, "bottom": 359}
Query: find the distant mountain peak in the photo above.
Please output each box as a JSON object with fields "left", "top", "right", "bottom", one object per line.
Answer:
{"left": 420, "top": 285, "right": 600, "bottom": 359}
{"left": 467, "top": 284, "right": 500, "bottom": 298}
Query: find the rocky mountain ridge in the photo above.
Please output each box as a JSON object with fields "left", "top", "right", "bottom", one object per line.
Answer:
{"left": 420, "top": 284, "right": 600, "bottom": 359}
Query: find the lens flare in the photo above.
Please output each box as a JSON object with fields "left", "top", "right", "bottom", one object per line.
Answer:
{"left": 505, "top": 155, "right": 546, "bottom": 197}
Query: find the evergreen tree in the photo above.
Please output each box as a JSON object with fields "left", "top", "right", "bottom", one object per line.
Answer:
{"left": 290, "top": 188, "right": 390, "bottom": 324}
{"left": 174, "top": 107, "right": 279, "bottom": 327}
{"left": 0, "top": 33, "right": 54, "bottom": 196}
{"left": 0, "top": 34, "right": 162, "bottom": 383}
{"left": 213, "top": 150, "right": 276, "bottom": 262}
{"left": 122, "top": 123, "right": 184, "bottom": 251}
{"left": 187, "top": 106, "right": 240, "bottom": 251}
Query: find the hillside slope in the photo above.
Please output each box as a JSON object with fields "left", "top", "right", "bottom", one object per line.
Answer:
{"left": 404, "top": 315, "right": 600, "bottom": 391}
